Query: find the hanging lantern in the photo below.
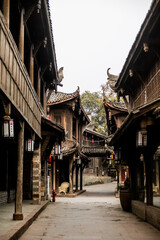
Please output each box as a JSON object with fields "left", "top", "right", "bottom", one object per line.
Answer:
{"left": 2, "top": 116, "right": 14, "bottom": 138}
{"left": 114, "top": 149, "right": 121, "bottom": 165}
{"left": 76, "top": 156, "right": 81, "bottom": 165}
{"left": 54, "top": 144, "right": 61, "bottom": 155}
{"left": 26, "top": 139, "right": 34, "bottom": 152}
{"left": 136, "top": 130, "right": 147, "bottom": 147}
{"left": 48, "top": 154, "right": 53, "bottom": 163}
{"left": 92, "top": 135, "right": 94, "bottom": 143}
{"left": 58, "top": 152, "right": 63, "bottom": 160}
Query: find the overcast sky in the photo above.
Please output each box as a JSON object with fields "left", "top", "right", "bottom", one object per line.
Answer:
{"left": 49, "top": 0, "right": 152, "bottom": 94}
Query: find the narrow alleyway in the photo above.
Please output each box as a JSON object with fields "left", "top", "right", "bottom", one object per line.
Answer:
{"left": 19, "top": 182, "right": 160, "bottom": 240}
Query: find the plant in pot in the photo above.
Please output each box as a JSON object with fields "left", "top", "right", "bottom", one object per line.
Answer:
{"left": 119, "top": 178, "right": 132, "bottom": 212}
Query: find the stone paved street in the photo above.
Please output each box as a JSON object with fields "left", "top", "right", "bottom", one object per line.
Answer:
{"left": 19, "top": 182, "right": 160, "bottom": 240}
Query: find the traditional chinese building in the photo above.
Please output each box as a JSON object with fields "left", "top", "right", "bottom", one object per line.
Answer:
{"left": 82, "top": 126, "right": 112, "bottom": 185}
{"left": 0, "top": 0, "right": 64, "bottom": 220}
{"left": 108, "top": 0, "right": 160, "bottom": 229}
{"left": 47, "top": 88, "right": 90, "bottom": 194}
{"left": 104, "top": 97, "right": 128, "bottom": 185}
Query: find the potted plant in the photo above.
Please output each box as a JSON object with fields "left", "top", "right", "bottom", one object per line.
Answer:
{"left": 119, "top": 178, "right": 132, "bottom": 212}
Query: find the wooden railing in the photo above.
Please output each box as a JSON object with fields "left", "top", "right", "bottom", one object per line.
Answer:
{"left": 0, "top": 12, "right": 43, "bottom": 137}
{"left": 81, "top": 146, "right": 106, "bottom": 155}
{"left": 133, "top": 60, "right": 160, "bottom": 110}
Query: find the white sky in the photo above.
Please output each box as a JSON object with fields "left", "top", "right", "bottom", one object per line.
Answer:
{"left": 49, "top": 0, "right": 152, "bottom": 94}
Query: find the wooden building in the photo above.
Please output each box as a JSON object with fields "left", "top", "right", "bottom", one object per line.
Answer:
{"left": 0, "top": 0, "right": 64, "bottom": 220}
{"left": 47, "top": 88, "right": 90, "bottom": 193}
{"left": 104, "top": 98, "right": 128, "bottom": 184}
{"left": 82, "top": 126, "right": 112, "bottom": 185}
{"left": 108, "top": 0, "right": 160, "bottom": 229}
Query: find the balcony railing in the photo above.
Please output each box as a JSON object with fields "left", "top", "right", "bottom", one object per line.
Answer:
{"left": 81, "top": 146, "right": 107, "bottom": 155}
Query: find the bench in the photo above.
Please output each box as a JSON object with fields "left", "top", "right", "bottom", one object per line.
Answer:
{"left": 58, "top": 182, "right": 69, "bottom": 194}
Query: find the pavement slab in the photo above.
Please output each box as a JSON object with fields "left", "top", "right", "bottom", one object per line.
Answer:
{"left": 19, "top": 182, "right": 160, "bottom": 240}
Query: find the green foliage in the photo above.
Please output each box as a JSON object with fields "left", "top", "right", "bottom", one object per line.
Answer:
{"left": 81, "top": 82, "right": 118, "bottom": 135}
{"left": 81, "top": 91, "right": 107, "bottom": 135}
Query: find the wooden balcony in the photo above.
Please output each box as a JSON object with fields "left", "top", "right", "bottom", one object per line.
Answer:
{"left": 81, "top": 146, "right": 107, "bottom": 156}
{"left": 0, "top": 12, "right": 42, "bottom": 137}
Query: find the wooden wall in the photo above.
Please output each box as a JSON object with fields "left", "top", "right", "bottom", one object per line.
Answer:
{"left": 0, "top": 12, "right": 42, "bottom": 137}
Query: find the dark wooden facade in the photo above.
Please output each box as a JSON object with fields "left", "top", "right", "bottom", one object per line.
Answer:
{"left": 82, "top": 127, "right": 112, "bottom": 180}
{"left": 47, "top": 88, "right": 90, "bottom": 193}
{"left": 0, "top": 0, "right": 64, "bottom": 220}
{"left": 108, "top": 0, "right": 160, "bottom": 229}
{"left": 104, "top": 98, "right": 129, "bottom": 184}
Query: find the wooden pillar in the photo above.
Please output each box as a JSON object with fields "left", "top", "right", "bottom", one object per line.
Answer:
{"left": 3, "top": 0, "right": 10, "bottom": 28}
{"left": 129, "top": 150, "right": 137, "bottom": 200}
{"left": 53, "top": 159, "right": 56, "bottom": 190}
{"left": 37, "top": 68, "right": 41, "bottom": 100}
{"left": 145, "top": 149, "right": 153, "bottom": 205}
{"left": 29, "top": 45, "right": 34, "bottom": 86}
{"left": 6, "top": 149, "right": 11, "bottom": 203}
{"left": 43, "top": 82, "right": 46, "bottom": 115}
{"left": 76, "top": 119, "right": 79, "bottom": 141}
{"left": 41, "top": 159, "right": 47, "bottom": 201}
{"left": 70, "top": 115, "right": 73, "bottom": 139}
{"left": 145, "top": 126, "right": 154, "bottom": 205}
{"left": 69, "top": 157, "right": 74, "bottom": 194}
{"left": 32, "top": 142, "right": 41, "bottom": 204}
{"left": 76, "top": 164, "right": 79, "bottom": 191}
{"left": 80, "top": 164, "right": 83, "bottom": 190}
{"left": 19, "top": 8, "right": 25, "bottom": 62}
{"left": 13, "top": 121, "right": 24, "bottom": 220}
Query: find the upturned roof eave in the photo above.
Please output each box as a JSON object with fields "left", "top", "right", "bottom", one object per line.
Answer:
{"left": 103, "top": 98, "right": 128, "bottom": 112}
{"left": 109, "top": 97, "right": 160, "bottom": 146}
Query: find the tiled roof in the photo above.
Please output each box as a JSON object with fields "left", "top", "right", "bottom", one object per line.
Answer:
{"left": 84, "top": 128, "right": 107, "bottom": 139}
{"left": 104, "top": 98, "right": 128, "bottom": 112}
{"left": 47, "top": 89, "right": 79, "bottom": 104}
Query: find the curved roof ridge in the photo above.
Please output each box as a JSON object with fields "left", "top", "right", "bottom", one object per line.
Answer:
{"left": 47, "top": 87, "right": 79, "bottom": 104}
{"left": 104, "top": 98, "right": 128, "bottom": 111}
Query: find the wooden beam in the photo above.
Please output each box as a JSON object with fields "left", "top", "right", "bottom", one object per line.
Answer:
{"left": 19, "top": 8, "right": 25, "bottom": 62}
{"left": 3, "top": 0, "right": 10, "bottom": 28}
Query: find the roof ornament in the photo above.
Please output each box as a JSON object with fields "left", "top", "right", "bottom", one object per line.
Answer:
{"left": 107, "top": 68, "right": 119, "bottom": 90}
{"left": 37, "top": 0, "right": 41, "bottom": 13}
{"left": 143, "top": 42, "right": 149, "bottom": 52}
{"left": 58, "top": 67, "right": 64, "bottom": 82}
{"left": 129, "top": 69, "right": 133, "bottom": 77}
{"left": 24, "top": 0, "right": 41, "bottom": 23}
